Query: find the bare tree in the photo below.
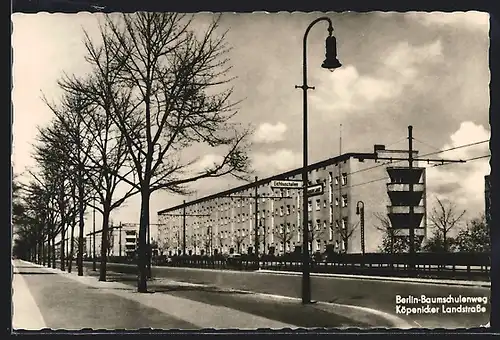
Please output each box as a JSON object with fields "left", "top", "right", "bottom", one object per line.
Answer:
{"left": 336, "top": 220, "right": 359, "bottom": 254}
{"left": 59, "top": 12, "right": 252, "bottom": 292}
{"left": 35, "top": 98, "right": 95, "bottom": 276}
{"left": 428, "top": 197, "right": 466, "bottom": 252}
{"left": 374, "top": 212, "right": 424, "bottom": 254}
{"left": 233, "top": 230, "right": 247, "bottom": 254}
{"left": 274, "top": 221, "right": 295, "bottom": 254}
{"left": 190, "top": 233, "right": 201, "bottom": 255}
{"left": 49, "top": 78, "right": 139, "bottom": 281}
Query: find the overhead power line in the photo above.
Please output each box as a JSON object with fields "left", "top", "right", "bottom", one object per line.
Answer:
{"left": 346, "top": 153, "right": 490, "bottom": 189}
{"left": 345, "top": 139, "right": 489, "bottom": 178}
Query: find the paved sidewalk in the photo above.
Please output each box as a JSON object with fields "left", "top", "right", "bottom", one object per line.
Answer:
{"left": 12, "top": 260, "right": 295, "bottom": 330}
{"left": 12, "top": 264, "right": 46, "bottom": 330}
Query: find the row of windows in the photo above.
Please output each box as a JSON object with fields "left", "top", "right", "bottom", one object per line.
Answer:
{"left": 162, "top": 217, "right": 350, "bottom": 244}
{"left": 165, "top": 169, "right": 350, "bottom": 216}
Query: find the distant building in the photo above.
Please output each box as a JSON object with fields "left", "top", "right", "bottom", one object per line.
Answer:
{"left": 84, "top": 223, "right": 159, "bottom": 258}
{"left": 157, "top": 150, "right": 428, "bottom": 256}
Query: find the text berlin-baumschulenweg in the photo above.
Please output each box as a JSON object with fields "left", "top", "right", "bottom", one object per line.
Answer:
{"left": 395, "top": 294, "right": 488, "bottom": 315}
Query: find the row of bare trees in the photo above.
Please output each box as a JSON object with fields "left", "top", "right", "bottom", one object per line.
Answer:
{"left": 13, "top": 12, "right": 252, "bottom": 293}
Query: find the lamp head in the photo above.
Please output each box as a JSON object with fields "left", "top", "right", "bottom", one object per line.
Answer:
{"left": 356, "top": 207, "right": 360, "bottom": 215}
{"left": 321, "top": 35, "right": 342, "bottom": 71}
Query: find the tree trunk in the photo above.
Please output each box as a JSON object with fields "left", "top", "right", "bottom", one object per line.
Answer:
{"left": 68, "top": 224, "right": 75, "bottom": 273}
{"left": 39, "top": 237, "right": 44, "bottom": 265}
{"left": 77, "top": 174, "right": 85, "bottom": 276}
{"left": 443, "top": 230, "right": 447, "bottom": 252}
{"left": 99, "top": 206, "right": 111, "bottom": 282}
{"left": 46, "top": 238, "right": 50, "bottom": 267}
{"left": 137, "top": 190, "right": 150, "bottom": 293}
{"left": 60, "top": 226, "right": 66, "bottom": 271}
{"left": 51, "top": 237, "right": 56, "bottom": 269}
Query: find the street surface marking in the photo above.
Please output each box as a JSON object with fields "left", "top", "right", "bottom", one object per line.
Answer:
{"left": 12, "top": 264, "right": 46, "bottom": 330}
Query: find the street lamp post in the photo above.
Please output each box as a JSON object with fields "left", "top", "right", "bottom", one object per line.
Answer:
{"left": 296, "top": 17, "right": 342, "bottom": 304}
{"left": 356, "top": 201, "right": 365, "bottom": 255}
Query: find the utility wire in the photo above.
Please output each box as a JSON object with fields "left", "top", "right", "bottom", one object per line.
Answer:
{"left": 344, "top": 153, "right": 490, "bottom": 189}
{"left": 345, "top": 139, "right": 489, "bottom": 177}
{"left": 412, "top": 137, "right": 441, "bottom": 151}
{"left": 431, "top": 154, "right": 490, "bottom": 167}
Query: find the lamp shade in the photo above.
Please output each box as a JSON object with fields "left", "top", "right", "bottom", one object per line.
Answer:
{"left": 321, "top": 35, "right": 342, "bottom": 70}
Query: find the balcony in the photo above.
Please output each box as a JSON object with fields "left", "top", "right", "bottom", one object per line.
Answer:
{"left": 387, "top": 206, "right": 425, "bottom": 214}
{"left": 387, "top": 183, "right": 425, "bottom": 192}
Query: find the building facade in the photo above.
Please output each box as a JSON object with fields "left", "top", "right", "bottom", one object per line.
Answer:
{"left": 157, "top": 151, "right": 428, "bottom": 256}
{"left": 84, "top": 223, "right": 156, "bottom": 258}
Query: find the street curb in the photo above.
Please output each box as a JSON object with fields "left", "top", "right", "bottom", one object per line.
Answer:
{"left": 256, "top": 269, "right": 491, "bottom": 288}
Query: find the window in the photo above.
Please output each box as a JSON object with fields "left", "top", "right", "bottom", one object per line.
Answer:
{"left": 286, "top": 205, "right": 291, "bottom": 215}
{"left": 308, "top": 200, "right": 312, "bottom": 212}
{"left": 279, "top": 206, "right": 284, "bottom": 216}
{"left": 335, "top": 220, "right": 340, "bottom": 229}
{"left": 323, "top": 200, "right": 327, "bottom": 208}
{"left": 315, "top": 219, "right": 321, "bottom": 230}
{"left": 285, "top": 189, "right": 289, "bottom": 197}
{"left": 342, "top": 195, "right": 348, "bottom": 208}
{"left": 335, "top": 197, "right": 339, "bottom": 207}
{"left": 315, "top": 199, "right": 321, "bottom": 211}
{"left": 342, "top": 173, "right": 348, "bottom": 186}
{"left": 329, "top": 224, "right": 334, "bottom": 241}
{"left": 341, "top": 217, "right": 348, "bottom": 229}
{"left": 335, "top": 176, "right": 339, "bottom": 186}
{"left": 292, "top": 205, "right": 295, "bottom": 214}
{"left": 329, "top": 206, "right": 333, "bottom": 223}
{"left": 323, "top": 220, "right": 327, "bottom": 230}
{"left": 328, "top": 172, "right": 333, "bottom": 183}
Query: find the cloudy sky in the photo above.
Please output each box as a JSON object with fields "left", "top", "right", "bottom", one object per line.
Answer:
{"left": 12, "top": 11, "right": 490, "bottom": 233}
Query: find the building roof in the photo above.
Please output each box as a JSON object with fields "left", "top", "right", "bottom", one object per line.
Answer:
{"left": 157, "top": 152, "right": 376, "bottom": 215}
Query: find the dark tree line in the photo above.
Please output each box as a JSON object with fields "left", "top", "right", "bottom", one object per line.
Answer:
{"left": 12, "top": 12, "right": 252, "bottom": 292}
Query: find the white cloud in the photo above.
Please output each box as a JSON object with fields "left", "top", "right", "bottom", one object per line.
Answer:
{"left": 311, "top": 40, "right": 444, "bottom": 116}
{"left": 425, "top": 122, "right": 490, "bottom": 216}
{"left": 252, "top": 149, "right": 301, "bottom": 175}
{"left": 193, "top": 154, "right": 225, "bottom": 172}
{"left": 252, "top": 122, "right": 288, "bottom": 143}
{"left": 409, "top": 11, "right": 489, "bottom": 32}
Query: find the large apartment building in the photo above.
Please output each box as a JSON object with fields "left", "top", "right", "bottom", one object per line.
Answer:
{"left": 157, "top": 149, "right": 428, "bottom": 256}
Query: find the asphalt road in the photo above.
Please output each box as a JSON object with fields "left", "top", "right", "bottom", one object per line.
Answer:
{"left": 79, "top": 268, "right": 396, "bottom": 328}
{"left": 84, "top": 261, "right": 490, "bottom": 329}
